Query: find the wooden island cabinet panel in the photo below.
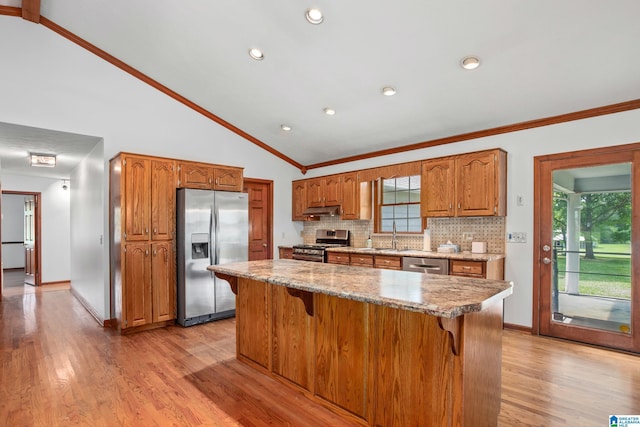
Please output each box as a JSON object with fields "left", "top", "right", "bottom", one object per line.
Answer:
{"left": 237, "top": 278, "right": 271, "bottom": 370}
{"left": 272, "top": 285, "right": 314, "bottom": 391}
{"left": 371, "top": 305, "right": 454, "bottom": 427}
{"left": 315, "top": 294, "right": 369, "bottom": 419}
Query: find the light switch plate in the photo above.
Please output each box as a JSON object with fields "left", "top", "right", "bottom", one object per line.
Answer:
{"left": 507, "top": 232, "right": 527, "bottom": 243}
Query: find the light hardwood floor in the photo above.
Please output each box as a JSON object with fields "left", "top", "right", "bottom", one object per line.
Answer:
{"left": 1, "top": 272, "right": 638, "bottom": 426}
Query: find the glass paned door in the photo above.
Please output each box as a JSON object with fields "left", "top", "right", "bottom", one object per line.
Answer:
{"left": 551, "top": 165, "right": 631, "bottom": 334}
{"left": 536, "top": 147, "right": 639, "bottom": 353}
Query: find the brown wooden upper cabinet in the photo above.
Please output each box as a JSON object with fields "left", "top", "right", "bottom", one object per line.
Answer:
{"left": 177, "top": 161, "right": 243, "bottom": 192}
{"left": 292, "top": 181, "right": 307, "bottom": 221}
{"left": 340, "top": 172, "right": 371, "bottom": 220}
{"left": 292, "top": 173, "right": 372, "bottom": 220}
{"left": 307, "top": 176, "right": 341, "bottom": 207}
{"left": 421, "top": 149, "right": 507, "bottom": 217}
{"left": 121, "top": 155, "right": 176, "bottom": 242}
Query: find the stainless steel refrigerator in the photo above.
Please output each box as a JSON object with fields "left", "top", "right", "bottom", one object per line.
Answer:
{"left": 176, "top": 188, "right": 248, "bottom": 326}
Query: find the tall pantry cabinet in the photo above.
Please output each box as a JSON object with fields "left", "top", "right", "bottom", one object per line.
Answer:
{"left": 110, "top": 153, "right": 177, "bottom": 333}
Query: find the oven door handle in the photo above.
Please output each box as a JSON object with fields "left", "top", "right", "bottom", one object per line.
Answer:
{"left": 292, "top": 254, "right": 324, "bottom": 262}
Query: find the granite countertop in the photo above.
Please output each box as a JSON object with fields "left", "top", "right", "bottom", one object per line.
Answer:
{"left": 326, "top": 246, "right": 505, "bottom": 261}
{"left": 208, "top": 259, "right": 513, "bottom": 318}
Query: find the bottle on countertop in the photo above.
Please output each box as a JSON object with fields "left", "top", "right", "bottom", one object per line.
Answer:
{"left": 366, "top": 235, "right": 373, "bottom": 248}
{"left": 423, "top": 228, "right": 431, "bottom": 252}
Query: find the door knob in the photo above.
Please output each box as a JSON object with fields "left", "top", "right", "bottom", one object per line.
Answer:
{"left": 542, "top": 245, "right": 551, "bottom": 252}
{"left": 263, "top": 243, "right": 267, "bottom": 247}
{"left": 542, "top": 257, "right": 551, "bottom": 264}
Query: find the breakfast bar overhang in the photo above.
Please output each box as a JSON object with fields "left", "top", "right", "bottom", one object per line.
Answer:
{"left": 208, "top": 259, "right": 513, "bottom": 427}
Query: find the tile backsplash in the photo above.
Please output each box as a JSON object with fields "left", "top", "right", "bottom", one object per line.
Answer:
{"left": 302, "top": 216, "right": 505, "bottom": 253}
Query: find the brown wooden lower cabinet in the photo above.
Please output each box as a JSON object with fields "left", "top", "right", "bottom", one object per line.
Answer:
{"left": 327, "top": 252, "right": 351, "bottom": 265}
{"left": 278, "top": 247, "right": 293, "bottom": 260}
{"left": 233, "top": 277, "right": 503, "bottom": 426}
{"left": 373, "top": 255, "right": 402, "bottom": 270}
{"left": 349, "top": 254, "right": 373, "bottom": 267}
{"left": 451, "top": 258, "right": 505, "bottom": 280}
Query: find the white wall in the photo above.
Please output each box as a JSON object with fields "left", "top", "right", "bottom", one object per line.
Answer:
{"left": 1, "top": 194, "right": 25, "bottom": 269}
{"left": 2, "top": 16, "right": 639, "bottom": 327}
{"left": 70, "top": 141, "right": 106, "bottom": 318}
{"left": 1, "top": 174, "right": 71, "bottom": 283}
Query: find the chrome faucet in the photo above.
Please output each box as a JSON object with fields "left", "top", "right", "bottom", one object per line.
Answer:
{"left": 392, "top": 221, "right": 398, "bottom": 250}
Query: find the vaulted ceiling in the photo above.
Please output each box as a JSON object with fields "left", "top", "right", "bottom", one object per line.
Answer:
{"left": 2, "top": 1, "right": 640, "bottom": 173}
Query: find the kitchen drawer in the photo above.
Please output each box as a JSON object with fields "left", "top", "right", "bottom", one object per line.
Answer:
{"left": 374, "top": 255, "right": 402, "bottom": 270}
{"left": 450, "top": 260, "right": 485, "bottom": 278}
{"left": 350, "top": 254, "right": 374, "bottom": 267}
{"left": 327, "top": 252, "right": 350, "bottom": 265}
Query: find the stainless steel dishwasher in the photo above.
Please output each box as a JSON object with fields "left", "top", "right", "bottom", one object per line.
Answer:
{"left": 402, "top": 257, "right": 449, "bottom": 275}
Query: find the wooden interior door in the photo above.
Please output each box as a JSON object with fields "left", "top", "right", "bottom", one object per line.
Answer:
{"left": 24, "top": 196, "right": 36, "bottom": 286}
{"left": 244, "top": 179, "right": 273, "bottom": 261}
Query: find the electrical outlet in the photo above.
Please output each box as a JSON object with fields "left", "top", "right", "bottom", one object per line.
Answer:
{"left": 507, "top": 232, "right": 527, "bottom": 243}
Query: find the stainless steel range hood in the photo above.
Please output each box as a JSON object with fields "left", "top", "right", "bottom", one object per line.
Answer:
{"left": 302, "top": 206, "right": 340, "bottom": 217}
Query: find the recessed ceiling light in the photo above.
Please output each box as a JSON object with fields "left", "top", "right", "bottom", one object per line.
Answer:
{"left": 382, "top": 86, "right": 397, "bottom": 96}
{"left": 305, "top": 8, "right": 324, "bottom": 24}
{"left": 281, "top": 124, "right": 292, "bottom": 131}
{"left": 249, "top": 48, "right": 264, "bottom": 61}
{"left": 460, "top": 56, "right": 480, "bottom": 70}
{"left": 323, "top": 107, "right": 336, "bottom": 116}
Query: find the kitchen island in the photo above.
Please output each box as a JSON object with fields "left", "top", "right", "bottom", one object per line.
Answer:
{"left": 208, "top": 259, "right": 513, "bottom": 427}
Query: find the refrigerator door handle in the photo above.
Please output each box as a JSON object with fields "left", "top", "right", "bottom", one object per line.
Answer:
{"left": 213, "top": 200, "right": 220, "bottom": 266}
{"left": 209, "top": 200, "right": 215, "bottom": 277}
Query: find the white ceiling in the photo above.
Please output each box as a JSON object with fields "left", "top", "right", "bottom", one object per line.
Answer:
{"left": 0, "top": 122, "right": 101, "bottom": 180}
{"left": 2, "top": 1, "right": 640, "bottom": 171}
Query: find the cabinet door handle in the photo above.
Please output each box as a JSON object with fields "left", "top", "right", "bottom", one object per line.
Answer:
{"left": 153, "top": 249, "right": 157, "bottom": 256}
{"left": 145, "top": 227, "right": 149, "bottom": 234}
{"left": 153, "top": 227, "right": 157, "bottom": 234}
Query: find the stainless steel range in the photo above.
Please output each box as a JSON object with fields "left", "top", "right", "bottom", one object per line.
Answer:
{"left": 292, "top": 229, "right": 350, "bottom": 262}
